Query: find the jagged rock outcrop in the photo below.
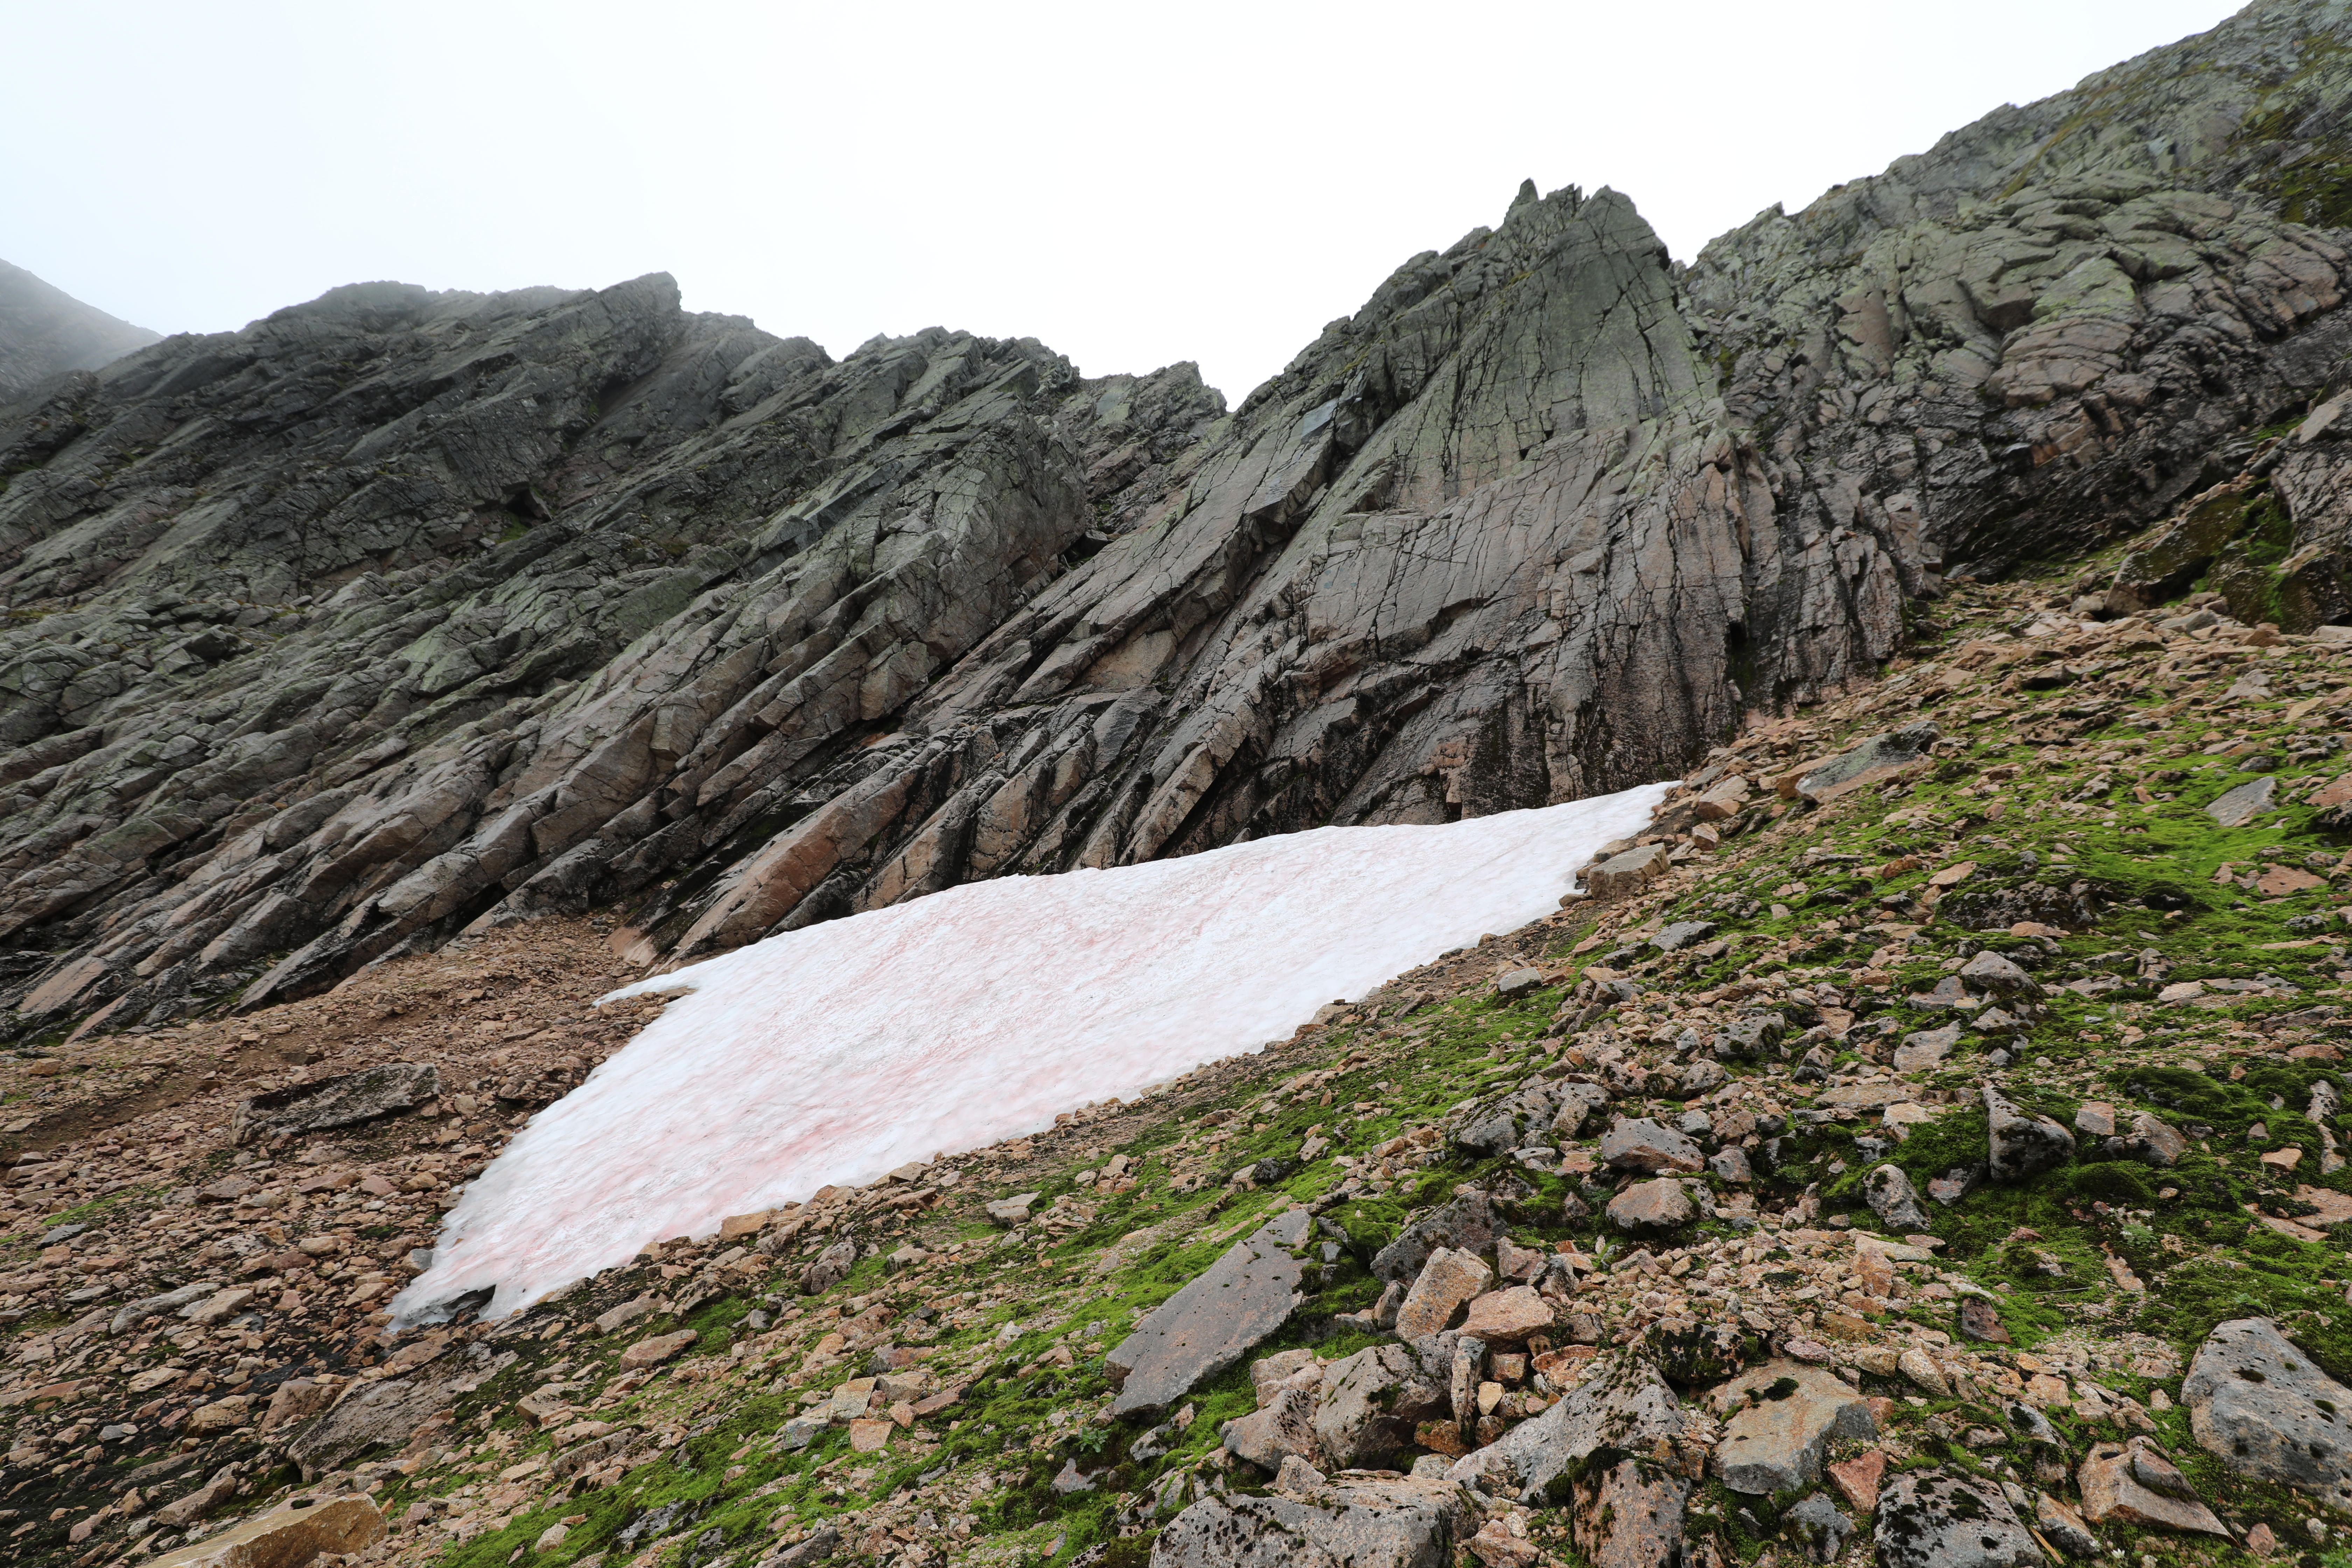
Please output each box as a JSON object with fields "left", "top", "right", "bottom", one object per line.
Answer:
{"left": 11, "top": 0, "right": 2352, "bottom": 1028}
{"left": 0, "top": 260, "right": 160, "bottom": 402}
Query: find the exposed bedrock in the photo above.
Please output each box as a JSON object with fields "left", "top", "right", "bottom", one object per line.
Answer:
{"left": 9, "top": 0, "right": 2352, "bottom": 1028}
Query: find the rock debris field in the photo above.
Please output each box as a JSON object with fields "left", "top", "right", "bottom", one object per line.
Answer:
{"left": 6, "top": 552, "right": 2352, "bottom": 1568}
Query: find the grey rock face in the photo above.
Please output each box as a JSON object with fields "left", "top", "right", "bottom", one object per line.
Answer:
{"left": 2107, "top": 1112, "right": 2188, "bottom": 1168}
{"left": 15, "top": 6, "right": 2352, "bottom": 1035}
{"left": 230, "top": 1062, "right": 440, "bottom": 1145}
{"left": 799, "top": 1238, "right": 858, "bottom": 1295}
{"left": 1148, "top": 1472, "right": 1467, "bottom": 1568}
{"left": 1453, "top": 1079, "right": 1568, "bottom": 1157}
{"left": 1572, "top": 1456, "right": 1687, "bottom": 1568}
{"left": 2208, "top": 776, "right": 2278, "bottom": 828}
{"left": 1862, "top": 1164, "right": 1933, "bottom": 1232}
{"left": 0, "top": 260, "right": 160, "bottom": 402}
{"left": 1984, "top": 1085, "right": 2074, "bottom": 1183}
{"left": 2183, "top": 1317, "right": 2352, "bottom": 1508}
{"left": 286, "top": 1345, "right": 508, "bottom": 1478}
{"left": 1220, "top": 1385, "right": 1321, "bottom": 1472}
{"left": 1872, "top": 1469, "right": 2040, "bottom": 1568}
{"left": 1106, "top": 1209, "right": 1306, "bottom": 1417}
{"left": 1713, "top": 1360, "right": 1877, "bottom": 1495}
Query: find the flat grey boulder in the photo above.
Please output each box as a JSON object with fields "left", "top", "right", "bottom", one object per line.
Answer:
{"left": 1862, "top": 1164, "right": 1932, "bottom": 1232}
{"left": 1600, "top": 1116, "right": 1704, "bottom": 1174}
{"left": 286, "top": 1345, "right": 510, "bottom": 1478}
{"left": 1894, "top": 1024, "right": 1961, "bottom": 1073}
{"left": 1372, "top": 1191, "right": 1500, "bottom": 1284}
{"left": 1149, "top": 1472, "right": 1467, "bottom": 1568}
{"left": 1494, "top": 967, "right": 1545, "bottom": 999}
{"left": 231, "top": 1063, "right": 440, "bottom": 1146}
{"left": 2208, "top": 776, "right": 2276, "bottom": 827}
{"left": 1450, "top": 1351, "right": 1681, "bottom": 1505}
{"left": 1650, "top": 920, "right": 1717, "bottom": 953}
{"left": 1713, "top": 1359, "right": 1876, "bottom": 1494}
{"left": 1107, "top": 1209, "right": 1307, "bottom": 1418}
{"left": 1983, "top": 1084, "right": 2073, "bottom": 1182}
{"left": 1873, "top": 1468, "right": 2039, "bottom": 1568}
{"left": 108, "top": 1280, "right": 225, "bottom": 1336}
{"left": 985, "top": 1192, "right": 1039, "bottom": 1227}
{"left": 1794, "top": 721, "right": 1939, "bottom": 804}
{"left": 1584, "top": 844, "right": 1670, "bottom": 900}
{"left": 2183, "top": 1317, "right": 2352, "bottom": 1508}
{"left": 1607, "top": 1178, "right": 1695, "bottom": 1233}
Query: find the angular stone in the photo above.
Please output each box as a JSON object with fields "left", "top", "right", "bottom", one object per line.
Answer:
{"left": 1608, "top": 1178, "right": 1694, "bottom": 1233}
{"left": 1460, "top": 1286, "right": 1554, "bottom": 1343}
{"left": 1395, "top": 1247, "right": 1492, "bottom": 1340}
{"left": 109, "top": 1280, "right": 226, "bottom": 1337}
{"left": 1312, "top": 1344, "right": 1439, "bottom": 1469}
{"left": 2074, "top": 1102, "right": 2116, "bottom": 1138}
{"left": 1494, "top": 967, "right": 1545, "bottom": 999}
{"left": 2036, "top": 1494, "right": 2099, "bottom": 1558}
{"left": 1793, "top": 722, "right": 1940, "bottom": 804}
{"left": 2208, "top": 776, "right": 2277, "bottom": 827}
{"left": 2116, "top": 1112, "right": 2187, "bottom": 1168}
{"left": 1894, "top": 1024, "right": 1961, "bottom": 1073}
{"left": 1651, "top": 921, "right": 1718, "bottom": 953}
{"left": 1149, "top": 1472, "right": 1469, "bottom": 1567}
{"left": 1450, "top": 1352, "right": 1681, "bottom": 1504}
{"left": 986, "top": 1192, "right": 1039, "bottom": 1227}
{"left": 1786, "top": 1493, "right": 1853, "bottom": 1564}
{"left": 1250, "top": 1348, "right": 1319, "bottom": 1405}
{"left": 1372, "top": 1191, "right": 1500, "bottom": 1283}
{"left": 2182, "top": 1317, "right": 2352, "bottom": 1508}
{"left": 1222, "top": 1385, "right": 1322, "bottom": 1472}
{"left": 1899, "top": 1347, "right": 1951, "bottom": 1396}
{"left": 1600, "top": 1116, "right": 1704, "bottom": 1174}
{"left": 1956, "top": 1297, "right": 2011, "bottom": 1344}
{"left": 1573, "top": 1456, "right": 1687, "bottom": 1568}
{"left": 1828, "top": 1449, "right": 1887, "bottom": 1511}
{"left": 230, "top": 1063, "right": 441, "bottom": 1146}
{"left": 1984, "top": 1084, "right": 2073, "bottom": 1182}
{"left": 1862, "top": 1164, "right": 1932, "bottom": 1232}
{"left": 1107, "top": 1210, "right": 1306, "bottom": 1418}
{"left": 1959, "top": 951, "right": 2041, "bottom": 1000}
{"left": 621, "top": 1330, "right": 698, "bottom": 1370}
{"left": 1873, "top": 1468, "right": 2039, "bottom": 1568}
{"left": 2077, "top": 1440, "right": 2227, "bottom": 1534}
{"left": 1585, "top": 844, "right": 1671, "bottom": 900}
{"left": 285, "top": 1346, "right": 507, "bottom": 1478}
{"left": 1712, "top": 1360, "right": 1877, "bottom": 1495}
{"left": 800, "top": 1237, "right": 858, "bottom": 1294}
{"left": 148, "top": 1494, "right": 384, "bottom": 1568}
{"left": 1710, "top": 1146, "right": 1754, "bottom": 1183}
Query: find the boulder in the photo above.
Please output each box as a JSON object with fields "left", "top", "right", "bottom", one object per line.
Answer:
{"left": 1313, "top": 1344, "right": 1442, "bottom": 1469}
{"left": 1222, "top": 1386, "right": 1322, "bottom": 1472}
{"left": 1712, "top": 1360, "right": 1877, "bottom": 1495}
{"left": 2035, "top": 1494, "right": 2099, "bottom": 1559}
{"left": 1449, "top": 1352, "right": 1681, "bottom": 1504}
{"left": 800, "top": 1237, "right": 858, "bottom": 1294}
{"left": 1958, "top": 951, "right": 2041, "bottom": 1000}
{"left": 1148, "top": 1471, "right": 1468, "bottom": 1568}
{"left": 1550, "top": 1084, "right": 1614, "bottom": 1140}
{"left": 1872, "top": 1468, "right": 2039, "bottom": 1568}
{"left": 285, "top": 1345, "right": 509, "bottom": 1478}
{"left": 1455, "top": 1083, "right": 1570, "bottom": 1158}
{"left": 1395, "top": 1247, "right": 1492, "bottom": 1340}
{"left": 230, "top": 1063, "right": 440, "bottom": 1146}
{"left": 148, "top": 1494, "right": 384, "bottom": 1568}
{"left": 1862, "top": 1164, "right": 1932, "bottom": 1232}
{"left": 1786, "top": 1493, "right": 1853, "bottom": 1564}
{"left": 2077, "top": 1440, "right": 2227, "bottom": 1535}
{"left": 1650, "top": 921, "right": 1718, "bottom": 953}
{"left": 1600, "top": 1117, "right": 1704, "bottom": 1174}
{"left": 1984, "top": 1084, "right": 2073, "bottom": 1182}
{"left": 1791, "top": 722, "right": 1940, "bottom": 804}
{"left": 1460, "top": 1286, "right": 1554, "bottom": 1343}
{"left": 2109, "top": 1112, "right": 2187, "bottom": 1168}
{"left": 2182, "top": 1317, "right": 2352, "bottom": 1508}
{"left": 1583, "top": 844, "right": 1670, "bottom": 900}
{"left": 1607, "top": 1178, "right": 1695, "bottom": 1233}
{"left": 1494, "top": 967, "right": 1545, "bottom": 1000}
{"left": 985, "top": 1192, "right": 1040, "bottom": 1227}
{"left": 2208, "top": 776, "right": 2277, "bottom": 827}
{"left": 1372, "top": 1191, "right": 1500, "bottom": 1284}
{"left": 1710, "top": 1147, "right": 1754, "bottom": 1183}
{"left": 1572, "top": 1456, "right": 1687, "bottom": 1568}
{"left": 1894, "top": 1024, "right": 1961, "bottom": 1074}
{"left": 1107, "top": 1210, "right": 1307, "bottom": 1418}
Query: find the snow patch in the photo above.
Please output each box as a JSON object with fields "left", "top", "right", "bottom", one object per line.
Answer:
{"left": 392, "top": 785, "right": 1670, "bottom": 1321}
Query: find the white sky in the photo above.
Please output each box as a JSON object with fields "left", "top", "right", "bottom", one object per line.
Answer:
{"left": 5, "top": 0, "right": 2238, "bottom": 404}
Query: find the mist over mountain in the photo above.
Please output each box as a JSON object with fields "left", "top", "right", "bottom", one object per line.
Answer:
{"left": 0, "top": 260, "right": 160, "bottom": 403}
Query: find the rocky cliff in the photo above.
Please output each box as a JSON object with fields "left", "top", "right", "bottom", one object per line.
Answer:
{"left": 10, "top": 0, "right": 2352, "bottom": 1037}
{"left": 0, "top": 262, "right": 161, "bottom": 404}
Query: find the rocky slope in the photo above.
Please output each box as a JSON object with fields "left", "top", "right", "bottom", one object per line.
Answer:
{"left": 0, "top": 264, "right": 161, "bottom": 405}
{"left": 17, "top": 4, "right": 2352, "bottom": 1037}
{"left": 6, "top": 541, "right": 2352, "bottom": 1568}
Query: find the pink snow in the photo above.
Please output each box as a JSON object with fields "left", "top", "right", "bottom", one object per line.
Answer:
{"left": 391, "top": 783, "right": 1670, "bottom": 1322}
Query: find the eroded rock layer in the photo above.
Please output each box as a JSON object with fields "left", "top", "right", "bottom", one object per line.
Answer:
{"left": 10, "top": 1, "right": 2352, "bottom": 1029}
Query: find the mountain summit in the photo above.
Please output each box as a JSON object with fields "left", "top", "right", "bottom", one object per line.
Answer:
{"left": 0, "top": 260, "right": 160, "bottom": 402}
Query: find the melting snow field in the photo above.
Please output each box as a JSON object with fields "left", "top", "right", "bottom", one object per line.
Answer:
{"left": 391, "top": 783, "right": 1671, "bottom": 1321}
